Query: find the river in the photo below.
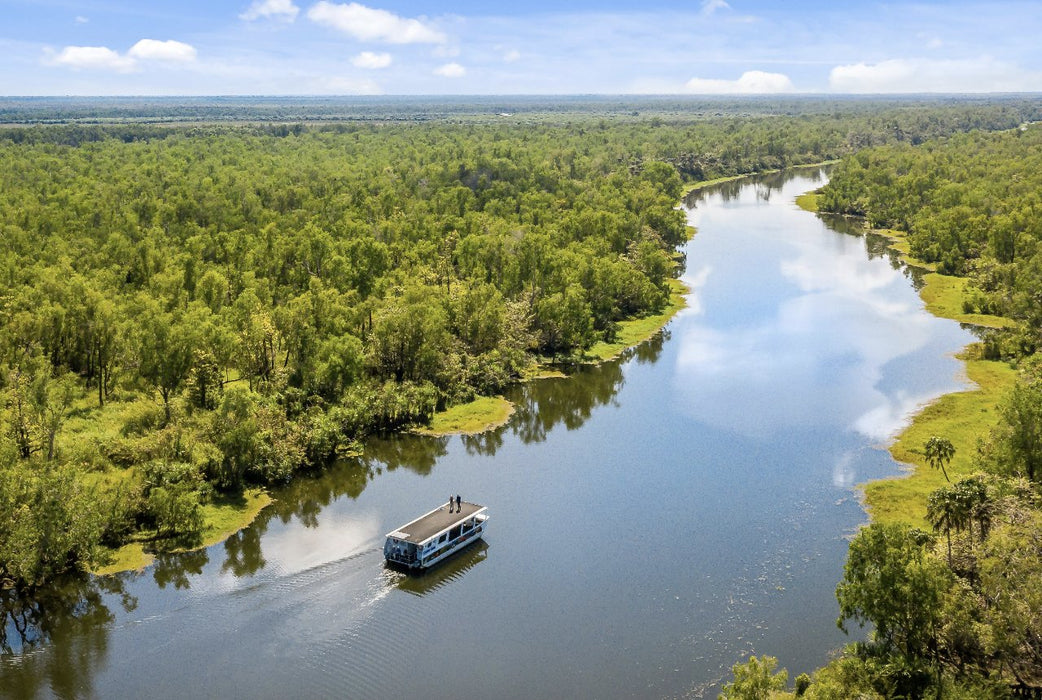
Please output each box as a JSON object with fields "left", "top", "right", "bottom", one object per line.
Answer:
{"left": 1, "top": 168, "right": 977, "bottom": 698}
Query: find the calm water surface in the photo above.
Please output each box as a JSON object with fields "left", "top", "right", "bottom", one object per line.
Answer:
{"left": 2, "top": 169, "right": 977, "bottom": 698}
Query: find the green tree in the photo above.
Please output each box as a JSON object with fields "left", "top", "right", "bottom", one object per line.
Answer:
{"left": 836, "top": 524, "right": 952, "bottom": 667}
{"left": 977, "top": 508, "right": 1042, "bottom": 686}
{"left": 365, "top": 292, "right": 449, "bottom": 383}
{"left": 0, "top": 464, "right": 110, "bottom": 587}
{"left": 720, "top": 655, "right": 788, "bottom": 700}
{"left": 926, "top": 485, "right": 962, "bottom": 567}
{"left": 993, "top": 380, "right": 1042, "bottom": 481}
{"left": 924, "top": 435, "right": 956, "bottom": 482}
{"left": 32, "top": 371, "right": 80, "bottom": 462}
{"left": 534, "top": 284, "right": 594, "bottom": 361}
{"left": 135, "top": 303, "right": 200, "bottom": 424}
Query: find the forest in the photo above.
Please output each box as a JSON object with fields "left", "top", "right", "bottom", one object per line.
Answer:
{"left": 719, "top": 122, "right": 1042, "bottom": 698}
{"left": 2, "top": 99, "right": 1042, "bottom": 606}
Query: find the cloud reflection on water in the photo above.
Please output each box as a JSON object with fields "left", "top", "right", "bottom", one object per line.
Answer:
{"left": 674, "top": 179, "right": 970, "bottom": 443}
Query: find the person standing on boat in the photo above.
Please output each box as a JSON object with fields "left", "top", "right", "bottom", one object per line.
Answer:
{"left": 449, "top": 495, "right": 454, "bottom": 512}
{"left": 455, "top": 494, "right": 462, "bottom": 513}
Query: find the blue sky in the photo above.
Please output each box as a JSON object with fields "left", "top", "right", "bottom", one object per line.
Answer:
{"left": 2, "top": 0, "right": 1041, "bottom": 95}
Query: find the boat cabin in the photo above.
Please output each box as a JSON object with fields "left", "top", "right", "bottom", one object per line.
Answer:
{"left": 384, "top": 502, "right": 488, "bottom": 572}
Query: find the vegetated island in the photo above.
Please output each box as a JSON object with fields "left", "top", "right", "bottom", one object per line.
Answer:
{"left": 720, "top": 121, "right": 1042, "bottom": 699}
{"left": 3, "top": 96, "right": 1042, "bottom": 594}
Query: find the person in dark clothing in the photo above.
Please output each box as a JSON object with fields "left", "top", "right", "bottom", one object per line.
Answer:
{"left": 455, "top": 494, "right": 462, "bottom": 512}
{"left": 448, "top": 495, "right": 454, "bottom": 512}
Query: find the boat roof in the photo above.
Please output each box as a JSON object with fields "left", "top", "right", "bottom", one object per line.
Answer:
{"left": 385, "top": 502, "right": 486, "bottom": 545}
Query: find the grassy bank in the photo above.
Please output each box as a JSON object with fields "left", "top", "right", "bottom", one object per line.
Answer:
{"left": 795, "top": 192, "right": 820, "bottom": 212}
{"left": 416, "top": 396, "right": 515, "bottom": 436}
{"left": 586, "top": 278, "right": 688, "bottom": 362}
{"left": 93, "top": 488, "right": 272, "bottom": 575}
{"left": 863, "top": 356, "right": 1016, "bottom": 527}
{"left": 872, "top": 228, "right": 1013, "bottom": 329}
{"left": 842, "top": 218, "right": 1018, "bottom": 526}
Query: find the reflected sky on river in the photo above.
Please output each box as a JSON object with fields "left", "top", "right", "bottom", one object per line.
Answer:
{"left": 676, "top": 169, "right": 968, "bottom": 443}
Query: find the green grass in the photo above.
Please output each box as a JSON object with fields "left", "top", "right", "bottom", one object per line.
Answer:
{"left": 418, "top": 396, "right": 515, "bottom": 436}
{"left": 94, "top": 542, "right": 153, "bottom": 576}
{"left": 586, "top": 278, "right": 688, "bottom": 362}
{"left": 198, "top": 488, "right": 273, "bottom": 548}
{"left": 863, "top": 356, "right": 1017, "bottom": 528}
{"left": 867, "top": 228, "right": 1012, "bottom": 329}
{"left": 920, "top": 272, "right": 1016, "bottom": 329}
{"left": 92, "top": 487, "right": 272, "bottom": 575}
{"left": 795, "top": 192, "right": 820, "bottom": 212}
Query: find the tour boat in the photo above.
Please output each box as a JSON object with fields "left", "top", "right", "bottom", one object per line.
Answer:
{"left": 384, "top": 501, "right": 489, "bottom": 572}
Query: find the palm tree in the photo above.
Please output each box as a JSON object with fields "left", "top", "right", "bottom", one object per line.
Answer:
{"left": 926, "top": 486, "right": 962, "bottom": 567}
{"left": 954, "top": 476, "right": 990, "bottom": 547}
{"left": 924, "top": 436, "right": 956, "bottom": 483}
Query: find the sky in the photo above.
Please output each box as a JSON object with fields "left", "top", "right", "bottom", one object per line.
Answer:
{"left": 2, "top": 0, "right": 1041, "bottom": 95}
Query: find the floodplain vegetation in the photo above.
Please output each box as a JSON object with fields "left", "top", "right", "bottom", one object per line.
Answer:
{"left": 721, "top": 123, "right": 1042, "bottom": 698}
{"left": 1, "top": 97, "right": 1042, "bottom": 636}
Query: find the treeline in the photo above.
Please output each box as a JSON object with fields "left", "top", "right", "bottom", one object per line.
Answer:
{"left": 3, "top": 94, "right": 1041, "bottom": 127}
{"left": 721, "top": 123, "right": 1042, "bottom": 698}
{"left": 2, "top": 102, "right": 1041, "bottom": 591}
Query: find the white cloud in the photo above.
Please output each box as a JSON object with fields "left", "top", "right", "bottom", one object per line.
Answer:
{"left": 45, "top": 39, "right": 197, "bottom": 73}
{"left": 74, "top": 16, "right": 89, "bottom": 24}
{"left": 829, "top": 57, "right": 1042, "bottom": 93}
{"left": 128, "top": 39, "right": 197, "bottom": 63}
{"left": 701, "top": 0, "right": 730, "bottom": 15}
{"left": 503, "top": 49, "right": 521, "bottom": 63}
{"left": 352, "top": 50, "right": 392, "bottom": 68}
{"left": 240, "top": 0, "right": 300, "bottom": 22}
{"left": 45, "top": 46, "right": 137, "bottom": 72}
{"left": 685, "top": 70, "right": 795, "bottom": 94}
{"left": 434, "top": 62, "right": 465, "bottom": 78}
{"left": 307, "top": 1, "right": 445, "bottom": 44}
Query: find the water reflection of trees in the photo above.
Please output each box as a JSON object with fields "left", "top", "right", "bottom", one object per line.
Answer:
{"left": 1, "top": 576, "right": 136, "bottom": 698}
{"left": 818, "top": 213, "right": 927, "bottom": 291}
{"left": 682, "top": 166, "right": 828, "bottom": 208}
{"left": 221, "top": 527, "right": 267, "bottom": 578}
{"left": 362, "top": 434, "right": 449, "bottom": 477}
{"left": 153, "top": 549, "right": 208, "bottom": 590}
{"left": 506, "top": 358, "right": 627, "bottom": 445}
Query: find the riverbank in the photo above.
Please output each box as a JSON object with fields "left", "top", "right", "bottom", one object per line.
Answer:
{"left": 799, "top": 196, "right": 1020, "bottom": 526}
{"left": 863, "top": 355, "right": 1015, "bottom": 527}
{"left": 417, "top": 276, "right": 690, "bottom": 437}
{"left": 95, "top": 487, "right": 272, "bottom": 574}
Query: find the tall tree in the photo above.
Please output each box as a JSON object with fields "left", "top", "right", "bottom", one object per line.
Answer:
{"left": 927, "top": 485, "right": 962, "bottom": 566}
{"left": 924, "top": 435, "right": 956, "bottom": 482}
{"left": 837, "top": 524, "right": 952, "bottom": 668}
